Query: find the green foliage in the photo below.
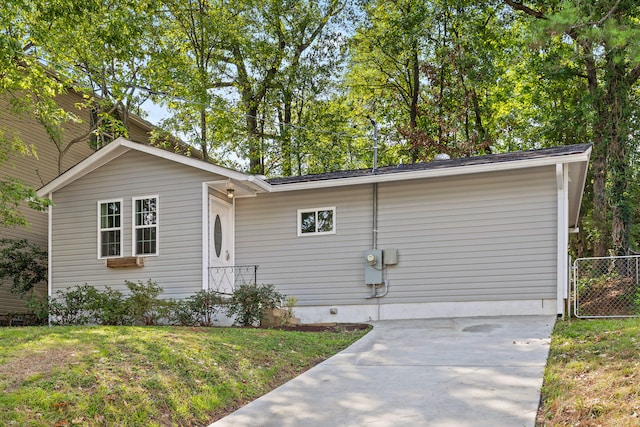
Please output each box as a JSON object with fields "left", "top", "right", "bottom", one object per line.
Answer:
{"left": 166, "top": 290, "right": 224, "bottom": 326}
{"left": 92, "top": 286, "right": 129, "bottom": 326}
{"left": 0, "top": 178, "right": 52, "bottom": 228}
{"left": 125, "top": 279, "right": 163, "bottom": 325}
{"left": 166, "top": 299, "right": 198, "bottom": 326}
{"left": 40, "top": 282, "right": 231, "bottom": 326}
{"left": 25, "top": 294, "right": 50, "bottom": 324}
{"left": 226, "top": 284, "right": 284, "bottom": 326}
{"left": 0, "top": 238, "right": 47, "bottom": 296}
{"left": 49, "top": 284, "right": 100, "bottom": 325}
{"left": 188, "top": 289, "right": 224, "bottom": 326}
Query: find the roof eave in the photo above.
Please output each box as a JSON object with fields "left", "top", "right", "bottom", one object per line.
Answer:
{"left": 37, "top": 137, "right": 262, "bottom": 197}
{"left": 268, "top": 148, "right": 593, "bottom": 192}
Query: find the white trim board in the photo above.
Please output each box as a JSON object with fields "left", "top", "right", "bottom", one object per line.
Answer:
{"left": 292, "top": 300, "right": 558, "bottom": 324}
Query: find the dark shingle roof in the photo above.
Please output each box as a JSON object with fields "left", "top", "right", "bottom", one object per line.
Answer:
{"left": 267, "top": 144, "right": 592, "bottom": 185}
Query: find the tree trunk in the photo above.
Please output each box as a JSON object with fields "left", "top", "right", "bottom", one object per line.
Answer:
{"left": 281, "top": 89, "right": 293, "bottom": 176}
{"left": 591, "top": 143, "right": 608, "bottom": 256}
{"left": 247, "top": 105, "right": 262, "bottom": 175}
{"left": 200, "top": 108, "right": 208, "bottom": 162}
{"left": 606, "top": 53, "right": 631, "bottom": 256}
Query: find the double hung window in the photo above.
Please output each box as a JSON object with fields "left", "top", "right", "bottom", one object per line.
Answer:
{"left": 98, "top": 199, "right": 123, "bottom": 258}
{"left": 133, "top": 196, "right": 158, "bottom": 256}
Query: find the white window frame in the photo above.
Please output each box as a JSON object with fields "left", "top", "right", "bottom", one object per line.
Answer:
{"left": 97, "top": 198, "right": 123, "bottom": 259}
{"left": 297, "top": 206, "right": 336, "bottom": 236}
{"left": 132, "top": 195, "right": 159, "bottom": 256}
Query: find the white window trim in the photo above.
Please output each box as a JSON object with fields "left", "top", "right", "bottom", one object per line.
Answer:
{"left": 297, "top": 206, "right": 336, "bottom": 236}
{"left": 97, "top": 198, "right": 123, "bottom": 259}
{"left": 132, "top": 195, "right": 159, "bottom": 256}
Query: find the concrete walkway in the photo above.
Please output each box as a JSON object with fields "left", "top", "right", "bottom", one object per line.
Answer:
{"left": 210, "top": 315, "right": 555, "bottom": 427}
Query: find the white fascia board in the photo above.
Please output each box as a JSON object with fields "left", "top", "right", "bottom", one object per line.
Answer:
{"left": 37, "top": 137, "right": 131, "bottom": 197}
{"left": 247, "top": 174, "right": 272, "bottom": 192}
{"left": 37, "top": 137, "right": 262, "bottom": 197}
{"left": 267, "top": 149, "right": 593, "bottom": 193}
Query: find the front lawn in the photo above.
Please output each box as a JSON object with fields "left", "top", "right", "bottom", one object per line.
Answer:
{"left": 0, "top": 325, "right": 369, "bottom": 426}
{"left": 537, "top": 318, "right": 640, "bottom": 426}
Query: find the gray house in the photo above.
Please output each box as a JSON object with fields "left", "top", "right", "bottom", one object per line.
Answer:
{"left": 38, "top": 137, "right": 591, "bottom": 323}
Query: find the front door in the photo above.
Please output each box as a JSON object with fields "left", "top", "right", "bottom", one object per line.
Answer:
{"left": 209, "top": 195, "right": 234, "bottom": 295}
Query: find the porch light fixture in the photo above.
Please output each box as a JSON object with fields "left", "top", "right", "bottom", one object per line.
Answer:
{"left": 226, "top": 188, "right": 235, "bottom": 198}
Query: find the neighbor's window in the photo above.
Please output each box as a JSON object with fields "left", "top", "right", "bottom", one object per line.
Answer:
{"left": 133, "top": 196, "right": 158, "bottom": 255}
{"left": 98, "top": 199, "right": 123, "bottom": 258}
{"left": 297, "top": 207, "right": 335, "bottom": 236}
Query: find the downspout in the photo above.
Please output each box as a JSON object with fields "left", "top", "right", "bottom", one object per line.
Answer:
{"left": 47, "top": 192, "right": 53, "bottom": 327}
{"left": 556, "top": 164, "right": 569, "bottom": 318}
{"left": 371, "top": 118, "right": 378, "bottom": 249}
{"left": 370, "top": 118, "right": 388, "bottom": 306}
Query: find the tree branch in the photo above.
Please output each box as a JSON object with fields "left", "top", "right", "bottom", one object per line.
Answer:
{"left": 503, "top": 0, "right": 547, "bottom": 19}
{"left": 628, "top": 62, "right": 640, "bottom": 87}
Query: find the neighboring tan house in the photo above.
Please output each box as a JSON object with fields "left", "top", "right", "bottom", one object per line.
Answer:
{"left": 37, "top": 137, "right": 591, "bottom": 323}
{"left": 0, "top": 90, "right": 164, "bottom": 318}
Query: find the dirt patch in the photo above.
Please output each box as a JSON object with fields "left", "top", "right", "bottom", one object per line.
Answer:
{"left": 0, "top": 346, "right": 84, "bottom": 392}
{"left": 577, "top": 276, "right": 637, "bottom": 316}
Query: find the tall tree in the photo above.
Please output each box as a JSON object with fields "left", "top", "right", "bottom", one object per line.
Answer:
{"left": 32, "top": 0, "right": 156, "bottom": 156}
{"left": 0, "top": 0, "right": 60, "bottom": 226}
{"left": 151, "top": 0, "right": 345, "bottom": 174}
{"left": 348, "top": 0, "right": 504, "bottom": 162}
{"left": 506, "top": 0, "right": 640, "bottom": 256}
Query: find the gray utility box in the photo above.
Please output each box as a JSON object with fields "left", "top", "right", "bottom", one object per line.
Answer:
{"left": 383, "top": 248, "right": 398, "bottom": 265}
{"left": 364, "top": 249, "right": 383, "bottom": 285}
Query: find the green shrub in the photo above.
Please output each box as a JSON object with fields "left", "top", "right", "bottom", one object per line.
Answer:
{"left": 188, "top": 289, "right": 223, "bottom": 326}
{"left": 25, "top": 295, "right": 50, "bottom": 324}
{"left": 167, "top": 299, "right": 198, "bottom": 326}
{"left": 226, "top": 284, "right": 283, "bottom": 326}
{"left": 49, "top": 284, "right": 100, "bottom": 325}
{"left": 125, "top": 279, "right": 163, "bottom": 325}
{"left": 92, "top": 286, "right": 129, "bottom": 325}
{"left": 35, "top": 280, "right": 229, "bottom": 327}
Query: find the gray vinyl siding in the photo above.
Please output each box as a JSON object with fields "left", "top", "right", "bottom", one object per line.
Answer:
{"left": 0, "top": 93, "right": 95, "bottom": 313}
{"left": 50, "top": 150, "right": 220, "bottom": 300}
{"left": 235, "top": 185, "right": 372, "bottom": 304}
{"left": 0, "top": 93, "right": 156, "bottom": 313}
{"left": 236, "top": 166, "right": 557, "bottom": 306}
{"left": 376, "top": 167, "right": 557, "bottom": 304}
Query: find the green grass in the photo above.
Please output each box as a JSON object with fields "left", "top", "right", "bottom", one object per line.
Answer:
{"left": 536, "top": 318, "right": 640, "bottom": 426}
{"left": 0, "top": 325, "right": 370, "bottom": 426}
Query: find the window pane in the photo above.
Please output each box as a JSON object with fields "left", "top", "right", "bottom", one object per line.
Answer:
{"left": 136, "top": 198, "right": 157, "bottom": 226}
{"left": 317, "top": 210, "right": 333, "bottom": 233}
{"left": 300, "top": 211, "right": 316, "bottom": 234}
{"left": 214, "top": 215, "right": 222, "bottom": 258}
{"left": 101, "top": 201, "right": 120, "bottom": 229}
{"left": 136, "top": 227, "right": 157, "bottom": 255}
{"left": 101, "top": 230, "right": 121, "bottom": 257}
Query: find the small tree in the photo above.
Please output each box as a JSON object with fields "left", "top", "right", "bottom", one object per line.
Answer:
{"left": 0, "top": 238, "right": 47, "bottom": 296}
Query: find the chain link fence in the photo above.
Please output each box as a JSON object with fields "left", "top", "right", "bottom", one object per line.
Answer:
{"left": 573, "top": 255, "right": 640, "bottom": 318}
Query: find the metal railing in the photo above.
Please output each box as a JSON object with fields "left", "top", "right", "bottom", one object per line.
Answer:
{"left": 208, "top": 265, "right": 258, "bottom": 296}
{"left": 573, "top": 255, "right": 640, "bottom": 318}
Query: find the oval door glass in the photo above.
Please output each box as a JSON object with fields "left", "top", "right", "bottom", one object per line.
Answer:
{"left": 214, "top": 215, "right": 222, "bottom": 258}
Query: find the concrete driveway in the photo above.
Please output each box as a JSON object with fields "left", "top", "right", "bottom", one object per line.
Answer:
{"left": 210, "top": 315, "right": 555, "bottom": 427}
